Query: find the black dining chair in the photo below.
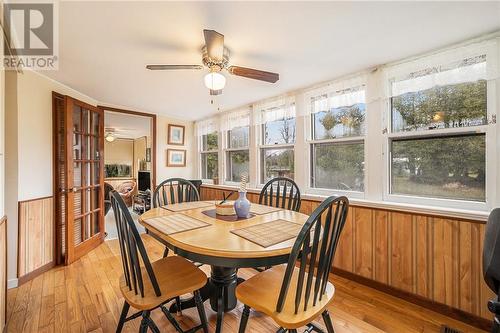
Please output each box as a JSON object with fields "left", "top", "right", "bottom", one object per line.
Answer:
{"left": 259, "top": 177, "right": 301, "bottom": 212}
{"left": 236, "top": 195, "right": 349, "bottom": 333}
{"left": 256, "top": 177, "right": 302, "bottom": 272}
{"left": 483, "top": 208, "right": 500, "bottom": 333}
{"left": 153, "top": 178, "right": 200, "bottom": 258}
{"left": 110, "top": 190, "right": 209, "bottom": 333}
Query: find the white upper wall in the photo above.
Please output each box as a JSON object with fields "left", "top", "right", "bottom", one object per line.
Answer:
{"left": 40, "top": 1, "right": 500, "bottom": 120}
{"left": 16, "top": 71, "right": 97, "bottom": 201}
{"left": 157, "top": 115, "right": 196, "bottom": 181}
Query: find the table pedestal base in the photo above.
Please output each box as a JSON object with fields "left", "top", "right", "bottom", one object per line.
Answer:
{"left": 169, "top": 265, "right": 244, "bottom": 333}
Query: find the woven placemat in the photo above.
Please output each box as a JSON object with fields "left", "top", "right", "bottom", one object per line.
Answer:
{"left": 161, "top": 201, "right": 214, "bottom": 212}
{"left": 231, "top": 219, "right": 303, "bottom": 248}
{"left": 144, "top": 214, "right": 210, "bottom": 235}
{"left": 250, "top": 205, "right": 282, "bottom": 215}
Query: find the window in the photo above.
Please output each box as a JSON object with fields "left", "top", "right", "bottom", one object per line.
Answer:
{"left": 200, "top": 132, "right": 218, "bottom": 180}
{"left": 309, "top": 82, "right": 366, "bottom": 192}
{"left": 312, "top": 142, "right": 364, "bottom": 191}
{"left": 391, "top": 135, "right": 485, "bottom": 201}
{"left": 388, "top": 54, "right": 488, "bottom": 202}
{"left": 259, "top": 99, "right": 296, "bottom": 183}
{"left": 261, "top": 148, "right": 294, "bottom": 182}
{"left": 226, "top": 126, "right": 249, "bottom": 182}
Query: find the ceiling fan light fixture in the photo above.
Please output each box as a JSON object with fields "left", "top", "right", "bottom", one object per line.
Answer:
{"left": 204, "top": 71, "right": 226, "bottom": 91}
{"left": 105, "top": 133, "right": 116, "bottom": 142}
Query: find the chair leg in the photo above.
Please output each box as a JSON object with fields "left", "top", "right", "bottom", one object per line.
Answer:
{"left": 139, "top": 311, "right": 150, "bottom": 333}
{"left": 161, "top": 304, "right": 184, "bottom": 333}
{"left": 175, "top": 296, "right": 182, "bottom": 315}
{"left": 238, "top": 305, "right": 250, "bottom": 333}
{"left": 163, "top": 246, "right": 169, "bottom": 258}
{"left": 289, "top": 330, "right": 298, "bottom": 333}
{"left": 322, "top": 310, "right": 335, "bottom": 333}
{"left": 147, "top": 316, "right": 161, "bottom": 333}
{"left": 194, "top": 290, "right": 209, "bottom": 333}
{"left": 276, "top": 328, "right": 287, "bottom": 333}
{"left": 116, "top": 301, "right": 130, "bottom": 333}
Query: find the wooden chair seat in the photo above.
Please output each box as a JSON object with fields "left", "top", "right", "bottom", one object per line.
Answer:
{"left": 119, "top": 255, "right": 207, "bottom": 310}
{"left": 236, "top": 264, "right": 335, "bottom": 329}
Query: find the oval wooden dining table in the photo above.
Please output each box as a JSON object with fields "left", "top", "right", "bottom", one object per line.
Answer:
{"left": 139, "top": 201, "right": 310, "bottom": 333}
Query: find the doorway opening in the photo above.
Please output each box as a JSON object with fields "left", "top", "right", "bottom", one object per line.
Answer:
{"left": 100, "top": 107, "right": 156, "bottom": 240}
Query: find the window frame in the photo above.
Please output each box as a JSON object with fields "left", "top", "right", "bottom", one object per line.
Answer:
{"left": 306, "top": 85, "right": 368, "bottom": 199}
{"left": 382, "top": 62, "right": 495, "bottom": 211}
{"left": 199, "top": 132, "right": 219, "bottom": 183}
{"left": 224, "top": 126, "right": 250, "bottom": 185}
{"left": 258, "top": 103, "right": 297, "bottom": 185}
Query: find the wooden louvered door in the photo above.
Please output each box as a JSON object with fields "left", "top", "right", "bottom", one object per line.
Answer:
{"left": 53, "top": 93, "right": 105, "bottom": 265}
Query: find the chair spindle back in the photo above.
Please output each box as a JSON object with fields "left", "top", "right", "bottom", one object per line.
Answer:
{"left": 110, "top": 190, "right": 161, "bottom": 297}
{"left": 152, "top": 178, "right": 200, "bottom": 208}
{"left": 276, "top": 195, "right": 349, "bottom": 314}
{"left": 259, "top": 177, "right": 301, "bottom": 212}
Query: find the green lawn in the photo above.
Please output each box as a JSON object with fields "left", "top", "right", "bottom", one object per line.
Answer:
{"left": 391, "top": 176, "right": 485, "bottom": 202}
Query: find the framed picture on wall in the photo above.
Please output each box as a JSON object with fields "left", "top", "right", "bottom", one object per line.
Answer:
{"left": 166, "top": 149, "right": 186, "bottom": 167}
{"left": 167, "top": 124, "right": 185, "bottom": 145}
{"left": 146, "top": 148, "right": 151, "bottom": 162}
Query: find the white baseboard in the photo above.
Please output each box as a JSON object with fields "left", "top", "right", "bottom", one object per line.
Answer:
{"left": 7, "top": 278, "right": 18, "bottom": 289}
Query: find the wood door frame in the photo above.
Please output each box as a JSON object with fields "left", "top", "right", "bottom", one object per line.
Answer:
{"left": 52, "top": 92, "right": 64, "bottom": 264}
{"left": 97, "top": 105, "right": 157, "bottom": 189}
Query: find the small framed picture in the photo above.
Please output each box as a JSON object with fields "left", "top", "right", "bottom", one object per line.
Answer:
{"left": 166, "top": 149, "right": 186, "bottom": 167}
{"left": 167, "top": 124, "right": 185, "bottom": 145}
{"left": 145, "top": 148, "right": 151, "bottom": 162}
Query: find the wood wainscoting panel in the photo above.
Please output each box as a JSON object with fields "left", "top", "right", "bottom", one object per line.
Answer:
{"left": 18, "top": 197, "right": 54, "bottom": 278}
{"left": 354, "top": 207, "right": 373, "bottom": 278}
{"left": 0, "top": 216, "right": 7, "bottom": 332}
{"left": 200, "top": 185, "right": 495, "bottom": 327}
{"left": 390, "top": 212, "right": 414, "bottom": 293}
{"left": 374, "top": 210, "right": 389, "bottom": 285}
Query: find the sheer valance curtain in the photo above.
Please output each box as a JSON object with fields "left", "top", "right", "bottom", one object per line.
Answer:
{"left": 253, "top": 95, "right": 296, "bottom": 125}
{"left": 195, "top": 117, "right": 219, "bottom": 137}
{"left": 303, "top": 74, "right": 368, "bottom": 116}
{"left": 384, "top": 39, "right": 499, "bottom": 98}
{"left": 220, "top": 107, "right": 251, "bottom": 132}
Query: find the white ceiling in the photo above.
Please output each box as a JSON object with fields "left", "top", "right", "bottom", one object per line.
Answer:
{"left": 42, "top": 1, "right": 500, "bottom": 121}
{"left": 104, "top": 111, "right": 151, "bottom": 139}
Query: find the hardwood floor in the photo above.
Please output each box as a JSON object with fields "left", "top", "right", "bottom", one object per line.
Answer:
{"left": 5, "top": 234, "right": 489, "bottom": 333}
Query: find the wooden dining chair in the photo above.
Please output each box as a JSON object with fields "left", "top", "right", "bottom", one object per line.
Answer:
{"left": 153, "top": 178, "right": 200, "bottom": 208}
{"left": 110, "top": 190, "right": 209, "bottom": 333}
{"left": 259, "top": 177, "right": 301, "bottom": 212}
{"left": 153, "top": 178, "right": 200, "bottom": 258}
{"left": 236, "top": 195, "right": 349, "bottom": 333}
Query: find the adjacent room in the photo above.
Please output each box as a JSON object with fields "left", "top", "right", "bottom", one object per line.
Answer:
{"left": 1, "top": 2, "right": 500, "bottom": 333}
{"left": 103, "top": 110, "right": 154, "bottom": 239}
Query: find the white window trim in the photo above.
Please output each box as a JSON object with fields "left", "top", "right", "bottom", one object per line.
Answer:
{"left": 198, "top": 133, "right": 219, "bottom": 183}
{"left": 257, "top": 99, "right": 297, "bottom": 186}
{"left": 381, "top": 46, "right": 497, "bottom": 212}
{"left": 305, "top": 77, "right": 368, "bottom": 198}
{"left": 223, "top": 127, "right": 250, "bottom": 185}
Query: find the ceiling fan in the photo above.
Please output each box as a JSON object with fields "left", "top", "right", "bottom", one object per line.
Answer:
{"left": 146, "top": 29, "right": 279, "bottom": 95}
{"left": 104, "top": 127, "right": 136, "bottom": 142}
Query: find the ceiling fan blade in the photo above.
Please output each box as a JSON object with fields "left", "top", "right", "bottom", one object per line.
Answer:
{"left": 203, "top": 29, "right": 224, "bottom": 62}
{"left": 146, "top": 65, "right": 203, "bottom": 70}
{"left": 227, "top": 66, "right": 279, "bottom": 83}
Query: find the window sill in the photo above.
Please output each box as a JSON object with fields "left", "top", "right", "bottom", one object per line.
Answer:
{"left": 200, "top": 183, "right": 489, "bottom": 222}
